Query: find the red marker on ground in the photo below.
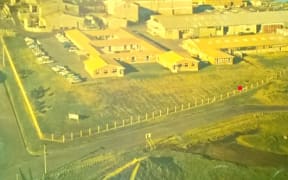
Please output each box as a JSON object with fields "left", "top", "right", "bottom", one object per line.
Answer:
{"left": 238, "top": 85, "right": 243, "bottom": 91}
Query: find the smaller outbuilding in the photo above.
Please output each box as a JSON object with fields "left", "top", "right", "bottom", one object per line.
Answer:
{"left": 158, "top": 51, "right": 199, "bottom": 73}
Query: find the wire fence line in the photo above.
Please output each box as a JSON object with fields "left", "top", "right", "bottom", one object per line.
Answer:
{"left": 42, "top": 68, "right": 288, "bottom": 143}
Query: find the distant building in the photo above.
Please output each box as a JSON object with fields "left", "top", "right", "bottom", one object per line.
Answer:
{"left": 136, "top": 0, "right": 194, "bottom": 15}
{"left": 65, "top": 29, "right": 125, "bottom": 78}
{"left": 65, "top": 28, "right": 199, "bottom": 78}
{"left": 135, "top": 0, "right": 243, "bottom": 15}
{"left": 182, "top": 34, "right": 288, "bottom": 65}
{"left": 158, "top": 51, "right": 199, "bottom": 73}
{"left": 84, "top": 28, "right": 162, "bottom": 64}
{"left": 104, "top": 0, "right": 139, "bottom": 23}
{"left": 62, "top": 0, "right": 80, "bottom": 16}
{"left": 147, "top": 11, "right": 288, "bottom": 39}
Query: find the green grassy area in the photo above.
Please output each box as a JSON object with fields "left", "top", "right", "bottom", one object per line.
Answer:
{"left": 4, "top": 35, "right": 288, "bottom": 135}
{"left": 237, "top": 113, "right": 288, "bottom": 155}
{"left": 252, "top": 79, "right": 288, "bottom": 105}
{"left": 2, "top": 66, "right": 42, "bottom": 152}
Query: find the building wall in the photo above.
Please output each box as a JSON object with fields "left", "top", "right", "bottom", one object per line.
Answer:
{"left": 198, "top": 52, "right": 233, "bottom": 65}
{"left": 262, "top": 24, "right": 284, "bottom": 33}
{"left": 199, "top": 27, "right": 217, "bottom": 37}
{"left": 214, "top": 57, "right": 234, "bottom": 65}
{"left": 204, "top": 0, "right": 243, "bottom": 7}
{"left": 86, "top": 65, "right": 124, "bottom": 78}
{"left": 178, "top": 60, "right": 199, "bottom": 72}
{"left": 165, "top": 29, "right": 180, "bottom": 39}
{"left": 105, "top": 0, "right": 139, "bottom": 22}
{"left": 227, "top": 24, "right": 257, "bottom": 35}
{"left": 114, "top": 54, "right": 158, "bottom": 64}
{"left": 62, "top": 2, "right": 79, "bottom": 16}
{"left": 146, "top": 19, "right": 167, "bottom": 38}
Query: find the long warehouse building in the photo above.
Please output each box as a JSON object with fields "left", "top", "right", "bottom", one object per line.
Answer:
{"left": 147, "top": 11, "right": 288, "bottom": 39}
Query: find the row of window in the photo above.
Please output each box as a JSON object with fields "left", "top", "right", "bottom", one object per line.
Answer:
{"left": 95, "top": 69, "right": 122, "bottom": 75}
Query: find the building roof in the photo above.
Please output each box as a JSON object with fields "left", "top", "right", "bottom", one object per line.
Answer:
{"left": 182, "top": 33, "right": 288, "bottom": 58}
{"left": 149, "top": 11, "right": 288, "bottom": 29}
{"left": 85, "top": 28, "right": 163, "bottom": 52}
{"left": 201, "top": 49, "right": 234, "bottom": 59}
{"left": 158, "top": 51, "right": 185, "bottom": 66}
{"left": 83, "top": 28, "right": 132, "bottom": 38}
{"left": 65, "top": 29, "right": 122, "bottom": 69}
{"left": 185, "top": 33, "right": 288, "bottom": 49}
{"left": 65, "top": 29, "right": 100, "bottom": 56}
{"left": 91, "top": 38, "right": 140, "bottom": 47}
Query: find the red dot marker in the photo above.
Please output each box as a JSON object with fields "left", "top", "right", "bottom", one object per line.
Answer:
{"left": 238, "top": 85, "right": 243, "bottom": 91}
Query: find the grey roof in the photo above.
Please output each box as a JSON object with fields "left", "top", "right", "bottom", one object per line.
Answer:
{"left": 149, "top": 11, "right": 288, "bottom": 29}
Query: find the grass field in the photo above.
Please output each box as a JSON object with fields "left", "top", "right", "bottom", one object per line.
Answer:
{"left": 237, "top": 112, "right": 288, "bottom": 155}
{"left": 4, "top": 35, "right": 288, "bottom": 135}
{"left": 252, "top": 79, "right": 288, "bottom": 105}
{"left": 45, "top": 148, "right": 288, "bottom": 180}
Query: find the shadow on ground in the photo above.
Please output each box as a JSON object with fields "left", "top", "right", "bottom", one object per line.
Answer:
{"left": 0, "top": 71, "right": 6, "bottom": 83}
{"left": 118, "top": 61, "right": 138, "bottom": 74}
{"left": 199, "top": 61, "right": 210, "bottom": 70}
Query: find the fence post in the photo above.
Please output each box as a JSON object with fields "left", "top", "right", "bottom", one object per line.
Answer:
{"left": 227, "top": 92, "right": 229, "bottom": 98}
{"left": 98, "top": 125, "right": 100, "bottom": 133}
{"left": 114, "top": 121, "right": 117, "bottom": 129}
{"left": 251, "top": 84, "right": 254, "bottom": 89}
{"left": 181, "top": 104, "right": 184, "bottom": 110}
{"left": 166, "top": 107, "right": 169, "bottom": 115}
{"left": 88, "top": 128, "right": 91, "bottom": 136}
{"left": 138, "top": 115, "right": 140, "bottom": 123}
{"left": 106, "top": 124, "right": 108, "bottom": 131}
{"left": 123, "top": 119, "right": 125, "bottom": 127}
{"left": 220, "top": 94, "right": 223, "bottom": 100}
{"left": 130, "top": 116, "right": 133, "bottom": 125}
{"left": 80, "top": 130, "right": 83, "bottom": 137}
{"left": 51, "top": 133, "right": 54, "bottom": 142}
{"left": 256, "top": 81, "right": 259, "bottom": 87}
{"left": 233, "top": 90, "right": 236, "bottom": 95}
{"left": 201, "top": 99, "right": 204, "bottom": 105}
{"left": 152, "top": 112, "right": 155, "bottom": 119}
{"left": 188, "top": 103, "right": 191, "bottom": 109}
{"left": 213, "top": 96, "right": 216, "bottom": 102}
{"left": 174, "top": 106, "right": 177, "bottom": 112}
{"left": 159, "top": 110, "right": 162, "bottom": 117}
{"left": 207, "top": 97, "right": 210, "bottom": 104}
{"left": 146, "top": 113, "right": 148, "bottom": 121}
{"left": 70, "top": 132, "right": 73, "bottom": 141}
{"left": 62, "top": 135, "right": 65, "bottom": 143}
{"left": 261, "top": 79, "right": 264, "bottom": 84}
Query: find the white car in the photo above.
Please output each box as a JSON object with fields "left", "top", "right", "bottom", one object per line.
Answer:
{"left": 58, "top": 70, "right": 70, "bottom": 76}
{"left": 24, "top": 37, "right": 34, "bottom": 43}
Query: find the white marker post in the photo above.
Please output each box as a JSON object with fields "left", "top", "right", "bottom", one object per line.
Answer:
{"left": 2, "top": 46, "right": 5, "bottom": 67}
{"left": 43, "top": 144, "right": 47, "bottom": 174}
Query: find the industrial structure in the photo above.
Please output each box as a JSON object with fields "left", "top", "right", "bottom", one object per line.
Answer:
{"left": 182, "top": 33, "right": 288, "bottom": 65}
{"left": 135, "top": 0, "right": 244, "bottom": 15}
{"left": 147, "top": 11, "right": 288, "bottom": 39}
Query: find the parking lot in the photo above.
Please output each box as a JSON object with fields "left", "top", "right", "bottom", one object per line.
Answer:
{"left": 27, "top": 34, "right": 91, "bottom": 83}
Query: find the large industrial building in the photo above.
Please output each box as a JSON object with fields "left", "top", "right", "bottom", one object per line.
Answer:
{"left": 182, "top": 33, "right": 288, "bottom": 65}
{"left": 135, "top": 0, "right": 244, "bottom": 15}
{"left": 147, "top": 11, "right": 288, "bottom": 39}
